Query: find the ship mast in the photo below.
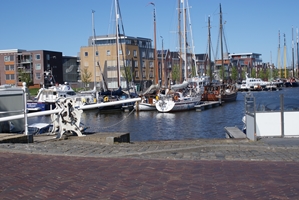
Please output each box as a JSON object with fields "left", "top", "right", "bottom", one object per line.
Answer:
{"left": 208, "top": 16, "right": 212, "bottom": 83}
{"left": 114, "top": 0, "right": 121, "bottom": 87}
{"left": 277, "top": 30, "right": 281, "bottom": 78}
{"left": 182, "top": 0, "right": 187, "bottom": 80}
{"left": 292, "top": 26, "right": 295, "bottom": 78}
{"left": 178, "top": 0, "right": 182, "bottom": 83}
{"left": 92, "top": 10, "right": 96, "bottom": 91}
{"left": 220, "top": 3, "right": 224, "bottom": 83}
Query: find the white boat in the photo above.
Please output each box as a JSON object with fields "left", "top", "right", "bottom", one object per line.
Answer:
{"left": 28, "top": 123, "right": 53, "bottom": 135}
{"left": 239, "top": 73, "right": 270, "bottom": 91}
{"left": 27, "top": 83, "right": 96, "bottom": 111}
{"left": 134, "top": 84, "right": 160, "bottom": 111}
{"left": 155, "top": 91, "right": 201, "bottom": 113}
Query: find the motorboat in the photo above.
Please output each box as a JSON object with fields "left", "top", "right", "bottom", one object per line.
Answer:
{"left": 27, "top": 83, "right": 96, "bottom": 111}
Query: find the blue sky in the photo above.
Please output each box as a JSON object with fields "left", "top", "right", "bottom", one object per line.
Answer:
{"left": 1, "top": 0, "right": 299, "bottom": 66}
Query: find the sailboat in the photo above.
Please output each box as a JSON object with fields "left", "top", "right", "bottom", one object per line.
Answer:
{"left": 98, "top": 0, "right": 137, "bottom": 111}
{"left": 201, "top": 4, "right": 237, "bottom": 103}
{"left": 134, "top": 2, "right": 160, "bottom": 111}
{"left": 155, "top": 0, "right": 202, "bottom": 113}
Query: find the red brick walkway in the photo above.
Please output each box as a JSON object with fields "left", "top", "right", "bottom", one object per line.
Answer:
{"left": 0, "top": 152, "right": 298, "bottom": 199}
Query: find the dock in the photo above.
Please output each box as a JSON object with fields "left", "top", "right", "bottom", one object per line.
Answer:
{"left": 195, "top": 101, "right": 222, "bottom": 111}
{"left": 224, "top": 127, "right": 247, "bottom": 139}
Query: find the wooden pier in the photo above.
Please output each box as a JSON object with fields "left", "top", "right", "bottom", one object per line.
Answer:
{"left": 195, "top": 101, "right": 222, "bottom": 111}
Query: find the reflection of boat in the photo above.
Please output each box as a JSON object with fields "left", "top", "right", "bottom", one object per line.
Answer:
{"left": 27, "top": 83, "right": 96, "bottom": 112}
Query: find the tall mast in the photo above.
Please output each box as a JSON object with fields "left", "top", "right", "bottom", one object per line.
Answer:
{"left": 220, "top": 3, "right": 224, "bottom": 83}
{"left": 292, "top": 26, "right": 295, "bottom": 78}
{"left": 178, "top": 0, "right": 182, "bottom": 83}
{"left": 283, "top": 33, "right": 287, "bottom": 78}
{"left": 92, "top": 10, "right": 96, "bottom": 91}
{"left": 114, "top": 0, "right": 121, "bottom": 87}
{"left": 297, "top": 28, "right": 299, "bottom": 78}
{"left": 186, "top": 0, "right": 197, "bottom": 76}
{"left": 182, "top": 0, "right": 187, "bottom": 80}
{"left": 208, "top": 15, "right": 212, "bottom": 83}
{"left": 149, "top": 3, "right": 158, "bottom": 85}
{"left": 277, "top": 30, "right": 281, "bottom": 77}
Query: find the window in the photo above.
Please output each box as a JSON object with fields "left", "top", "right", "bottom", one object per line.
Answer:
{"left": 119, "top": 49, "right": 123, "bottom": 55}
{"left": 36, "top": 73, "right": 41, "bottom": 80}
{"left": 4, "top": 55, "right": 14, "bottom": 62}
{"left": 127, "top": 50, "right": 130, "bottom": 55}
{"left": 35, "top": 63, "right": 41, "bottom": 70}
{"left": 133, "top": 50, "right": 137, "bottom": 57}
{"left": 149, "top": 52, "right": 154, "bottom": 58}
{"left": 149, "top": 71, "right": 154, "bottom": 78}
{"left": 142, "top": 51, "right": 145, "bottom": 58}
{"left": 46, "top": 54, "right": 50, "bottom": 60}
{"left": 135, "top": 71, "right": 139, "bottom": 78}
{"left": 5, "top": 65, "right": 14, "bottom": 71}
{"left": 142, "top": 71, "right": 146, "bottom": 78}
{"left": 126, "top": 60, "right": 131, "bottom": 67}
{"left": 5, "top": 74, "right": 15, "bottom": 80}
{"left": 35, "top": 54, "right": 41, "bottom": 60}
{"left": 107, "top": 50, "right": 111, "bottom": 56}
{"left": 96, "top": 51, "right": 99, "bottom": 56}
{"left": 149, "top": 61, "right": 153, "bottom": 68}
{"left": 84, "top": 52, "right": 88, "bottom": 57}
{"left": 142, "top": 61, "right": 146, "bottom": 68}
{"left": 134, "top": 60, "right": 138, "bottom": 68}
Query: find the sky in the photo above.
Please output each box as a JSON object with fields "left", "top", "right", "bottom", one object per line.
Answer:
{"left": 1, "top": 0, "right": 299, "bottom": 66}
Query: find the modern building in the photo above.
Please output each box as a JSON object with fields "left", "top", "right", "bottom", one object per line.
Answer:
{"left": 0, "top": 49, "right": 63, "bottom": 88}
{"left": 80, "top": 34, "right": 156, "bottom": 92}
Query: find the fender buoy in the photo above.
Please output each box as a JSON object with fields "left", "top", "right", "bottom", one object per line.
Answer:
{"left": 82, "top": 98, "right": 86, "bottom": 103}
{"left": 174, "top": 95, "right": 179, "bottom": 101}
{"left": 156, "top": 96, "right": 159, "bottom": 100}
{"left": 104, "top": 96, "right": 109, "bottom": 102}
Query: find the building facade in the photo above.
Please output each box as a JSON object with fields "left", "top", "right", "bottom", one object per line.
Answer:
{"left": 0, "top": 49, "right": 63, "bottom": 88}
{"left": 80, "top": 34, "right": 156, "bottom": 92}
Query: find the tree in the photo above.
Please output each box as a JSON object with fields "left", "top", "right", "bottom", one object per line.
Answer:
{"left": 18, "top": 69, "right": 32, "bottom": 88}
{"left": 121, "top": 66, "right": 132, "bottom": 89}
{"left": 251, "top": 68, "right": 256, "bottom": 78}
{"left": 171, "top": 64, "right": 180, "bottom": 84}
{"left": 241, "top": 68, "right": 246, "bottom": 80}
{"left": 81, "top": 68, "right": 92, "bottom": 90}
{"left": 231, "top": 66, "right": 238, "bottom": 83}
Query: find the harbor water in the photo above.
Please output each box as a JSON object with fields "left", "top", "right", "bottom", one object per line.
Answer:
{"left": 28, "top": 87, "right": 299, "bottom": 142}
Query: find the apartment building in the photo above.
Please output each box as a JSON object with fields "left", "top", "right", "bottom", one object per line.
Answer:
{"left": 80, "top": 34, "right": 156, "bottom": 91}
{"left": 0, "top": 49, "right": 63, "bottom": 88}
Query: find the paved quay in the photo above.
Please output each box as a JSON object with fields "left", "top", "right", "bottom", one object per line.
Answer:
{"left": 0, "top": 135, "right": 299, "bottom": 199}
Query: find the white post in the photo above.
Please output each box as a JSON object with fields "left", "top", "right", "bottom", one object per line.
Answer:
{"left": 22, "top": 82, "right": 28, "bottom": 135}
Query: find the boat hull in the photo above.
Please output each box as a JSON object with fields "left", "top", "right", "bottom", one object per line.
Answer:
{"left": 156, "top": 99, "right": 200, "bottom": 113}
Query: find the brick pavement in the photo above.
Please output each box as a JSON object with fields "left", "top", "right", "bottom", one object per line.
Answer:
{"left": 0, "top": 138, "right": 299, "bottom": 199}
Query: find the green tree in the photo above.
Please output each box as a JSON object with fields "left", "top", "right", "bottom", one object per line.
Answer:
{"left": 18, "top": 69, "right": 32, "bottom": 88}
{"left": 272, "top": 68, "right": 279, "bottom": 79}
{"left": 251, "top": 68, "right": 256, "bottom": 78}
{"left": 81, "top": 68, "right": 92, "bottom": 90}
{"left": 231, "top": 66, "right": 238, "bottom": 82}
{"left": 241, "top": 68, "right": 247, "bottom": 80}
{"left": 219, "top": 66, "right": 224, "bottom": 80}
{"left": 172, "top": 64, "right": 180, "bottom": 84}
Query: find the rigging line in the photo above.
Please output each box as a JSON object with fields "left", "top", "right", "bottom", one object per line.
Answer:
{"left": 222, "top": 24, "right": 229, "bottom": 55}
{"left": 99, "top": 108, "right": 136, "bottom": 129}
{"left": 108, "top": 0, "right": 114, "bottom": 35}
